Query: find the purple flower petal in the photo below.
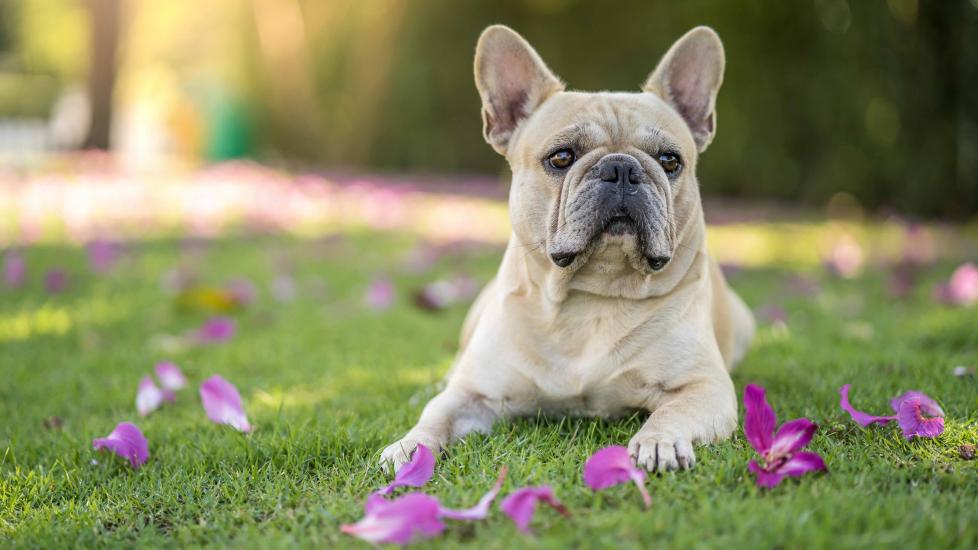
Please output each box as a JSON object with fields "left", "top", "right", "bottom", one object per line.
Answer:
{"left": 583, "top": 446, "right": 651, "bottom": 508}
{"left": 743, "top": 384, "right": 777, "bottom": 455}
{"left": 889, "top": 390, "right": 944, "bottom": 417}
{"left": 438, "top": 466, "right": 508, "bottom": 520}
{"left": 225, "top": 278, "right": 258, "bottom": 306}
{"left": 769, "top": 418, "right": 817, "bottom": 459}
{"left": 92, "top": 422, "right": 149, "bottom": 469}
{"left": 154, "top": 362, "right": 187, "bottom": 394}
{"left": 366, "top": 277, "right": 395, "bottom": 310}
{"left": 774, "top": 451, "right": 827, "bottom": 479}
{"left": 500, "top": 486, "right": 570, "bottom": 534}
{"left": 946, "top": 262, "right": 978, "bottom": 306}
{"left": 376, "top": 444, "right": 435, "bottom": 495}
{"left": 838, "top": 384, "right": 896, "bottom": 427}
{"left": 195, "top": 316, "right": 236, "bottom": 343}
{"left": 136, "top": 376, "right": 164, "bottom": 417}
{"left": 3, "top": 249, "right": 26, "bottom": 287}
{"left": 199, "top": 375, "right": 252, "bottom": 432}
{"left": 44, "top": 268, "right": 68, "bottom": 293}
{"left": 341, "top": 492, "right": 445, "bottom": 545}
{"left": 87, "top": 240, "right": 121, "bottom": 273}
{"left": 748, "top": 460, "right": 785, "bottom": 488}
{"left": 893, "top": 394, "right": 945, "bottom": 439}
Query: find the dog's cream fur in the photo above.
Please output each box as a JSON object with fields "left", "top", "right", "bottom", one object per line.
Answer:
{"left": 381, "top": 25, "right": 754, "bottom": 472}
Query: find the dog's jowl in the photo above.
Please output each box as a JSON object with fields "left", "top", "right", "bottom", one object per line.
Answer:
{"left": 381, "top": 25, "right": 755, "bottom": 473}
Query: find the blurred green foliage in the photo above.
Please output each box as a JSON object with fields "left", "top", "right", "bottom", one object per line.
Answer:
{"left": 275, "top": 0, "right": 977, "bottom": 218}
{"left": 1, "top": 0, "right": 976, "bottom": 217}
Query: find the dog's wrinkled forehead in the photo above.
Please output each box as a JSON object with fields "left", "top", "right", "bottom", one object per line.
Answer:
{"left": 509, "top": 92, "right": 697, "bottom": 171}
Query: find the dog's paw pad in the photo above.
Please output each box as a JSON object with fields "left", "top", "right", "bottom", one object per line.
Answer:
{"left": 628, "top": 434, "right": 696, "bottom": 473}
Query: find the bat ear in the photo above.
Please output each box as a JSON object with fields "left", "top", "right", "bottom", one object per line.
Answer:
{"left": 643, "top": 26, "right": 725, "bottom": 152}
{"left": 475, "top": 25, "right": 564, "bottom": 155}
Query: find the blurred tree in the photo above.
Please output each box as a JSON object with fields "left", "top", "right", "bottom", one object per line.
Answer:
{"left": 82, "top": 0, "right": 119, "bottom": 149}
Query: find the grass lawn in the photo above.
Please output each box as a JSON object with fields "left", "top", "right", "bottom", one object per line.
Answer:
{"left": 1, "top": 229, "right": 977, "bottom": 548}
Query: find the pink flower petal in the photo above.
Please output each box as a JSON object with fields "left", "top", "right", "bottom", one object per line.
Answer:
{"left": 769, "top": 418, "right": 817, "bottom": 459}
{"left": 774, "top": 451, "right": 827, "bottom": 479}
{"left": 743, "top": 384, "right": 777, "bottom": 455}
{"left": 341, "top": 493, "right": 445, "bottom": 545}
{"left": 92, "top": 422, "right": 149, "bottom": 469}
{"left": 583, "top": 446, "right": 651, "bottom": 508}
{"left": 376, "top": 444, "right": 435, "bottom": 496}
{"left": 947, "top": 262, "right": 978, "bottom": 306}
{"left": 438, "top": 466, "right": 508, "bottom": 520}
{"left": 225, "top": 278, "right": 258, "bottom": 306}
{"left": 195, "top": 316, "right": 236, "bottom": 343}
{"left": 838, "top": 384, "right": 896, "bottom": 427}
{"left": 3, "top": 249, "right": 26, "bottom": 287}
{"left": 136, "top": 375, "right": 164, "bottom": 417}
{"left": 500, "top": 486, "right": 570, "bottom": 534}
{"left": 889, "top": 390, "right": 944, "bottom": 417}
{"left": 87, "top": 240, "right": 120, "bottom": 273}
{"left": 748, "top": 460, "right": 785, "bottom": 488}
{"left": 199, "top": 375, "right": 252, "bottom": 432}
{"left": 893, "top": 393, "right": 945, "bottom": 439}
{"left": 44, "top": 268, "right": 68, "bottom": 293}
{"left": 366, "top": 277, "right": 395, "bottom": 310}
{"left": 154, "top": 362, "right": 187, "bottom": 393}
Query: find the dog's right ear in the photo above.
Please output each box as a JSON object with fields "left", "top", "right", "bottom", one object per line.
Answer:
{"left": 475, "top": 25, "right": 564, "bottom": 155}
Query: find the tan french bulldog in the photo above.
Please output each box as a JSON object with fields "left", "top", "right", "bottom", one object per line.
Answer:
{"left": 382, "top": 25, "right": 754, "bottom": 472}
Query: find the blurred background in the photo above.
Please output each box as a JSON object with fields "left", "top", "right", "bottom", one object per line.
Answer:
{"left": 1, "top": 0, "right": 976, "bottom": 219}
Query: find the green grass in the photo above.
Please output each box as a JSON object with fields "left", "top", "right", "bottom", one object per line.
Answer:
{"left": 1, "top": 231, "right": 977, "bottom": 548}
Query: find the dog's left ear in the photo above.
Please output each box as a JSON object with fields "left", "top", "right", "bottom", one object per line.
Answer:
{"left": 643, "top": 27, "right": 725, "bottom": 152}
{"left": 475, "top": 25, "right": 565, "bottom": 156}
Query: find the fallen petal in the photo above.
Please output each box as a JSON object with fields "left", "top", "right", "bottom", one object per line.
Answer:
{"left": 947, "top": 262, "right": 978, "bottom": 306}
{"left": 44, "top": 268, "right": 68, "bottom": 293}
{"left": 438, "top": 466, "right": 508, "bottom": 520}
{"left": 92, "top": 422, "right": 149, "bottom": 469}
{"left": 500, "top": 486, "right": 570, "bottom": 534}
{"left": 88, "top": 240, "right": 121, "bottom": 273}
{"left": 376, "top": 444, "right": 435, "bottom": 496}
{"left": 366, "top": 277, "right": 395, "bottom": 310}
{"left": 195, "top": 316, "right": 236, "bottom": 343}
{"left": 894, "top": 395, "right": 945, "bottom": 439}
{"left": 838, "top": 384, "right": 896, "bottom": 427}
{"left": 583, "top": 446, "right": 651, "bottom": 508}
{"left": 775, "top": 451, "right": 827, "bottom": 479}
{"left": 154, "top": 362, "right": 187, "bottom": 394}
{"left": 743, "top": 384, "right": 777, "bottom": 455}
{"left": 3, "top": 249, "right": 26, "bottom": 287}
{"left": 225, "top": 278, "right": 258, "bottom": 306}
{"left": 136, "top": 375, "right": 164, "bottom": 416}
{"left": 199, "top": 375, "right": 252, "bottom": 432}
{"left": 769, "top": 418, "right": 817, "bottom": 458}
{"left": 889, "top": 390, "right": 944, "bottom": 418}
{"left": 748, "top": 460, "right": 785, "bottom": 488}
{"left": 341, "top": 492, "right": 444, "bottom": 545}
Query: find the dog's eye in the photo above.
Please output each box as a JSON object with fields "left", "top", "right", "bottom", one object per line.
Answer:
{"left": 658, "top": 153, "right": 682, "bottom": 175}
{"left": 548, "top": 149, "right": 575, "bottom": 170}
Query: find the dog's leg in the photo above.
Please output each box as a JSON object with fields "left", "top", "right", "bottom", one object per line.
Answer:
{"left": 628, "top": 374, "right": 736, "bottom": 472}
{"left": 380, "top": 386, "right": 498, "bottom": 472}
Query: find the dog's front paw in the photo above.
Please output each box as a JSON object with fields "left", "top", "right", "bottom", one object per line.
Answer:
{"left": 627, "top": 432, "right": 696, "bottom": 472}
{"left": 379, "top": 433, "right": 443, "bottom": 473}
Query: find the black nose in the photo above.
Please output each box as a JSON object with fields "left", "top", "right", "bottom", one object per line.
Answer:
{"left": 598, "top": 156, "right": 643, "bottom": 187}
{"left": 647, "top": 256, "right": 670, "bottom": 271}
{"left": 551, "top": 251, "right": 576, "bottom": 268}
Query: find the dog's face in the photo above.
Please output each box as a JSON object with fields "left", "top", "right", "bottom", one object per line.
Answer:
{"left": 475, "top": 26, "right": 724, "bottom": 280}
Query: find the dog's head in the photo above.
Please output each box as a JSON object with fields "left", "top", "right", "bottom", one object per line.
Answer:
{"left": 475, "top": 25, "right": 724, "bottom": 291}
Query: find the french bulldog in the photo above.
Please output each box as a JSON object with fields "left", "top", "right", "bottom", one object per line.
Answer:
{"left": 381, "top": 25, "right": 754, "bottom": 472}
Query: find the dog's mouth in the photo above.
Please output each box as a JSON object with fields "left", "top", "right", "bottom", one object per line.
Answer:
{"left": 602, "top": 214, "right": 637, "bottom": 236}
